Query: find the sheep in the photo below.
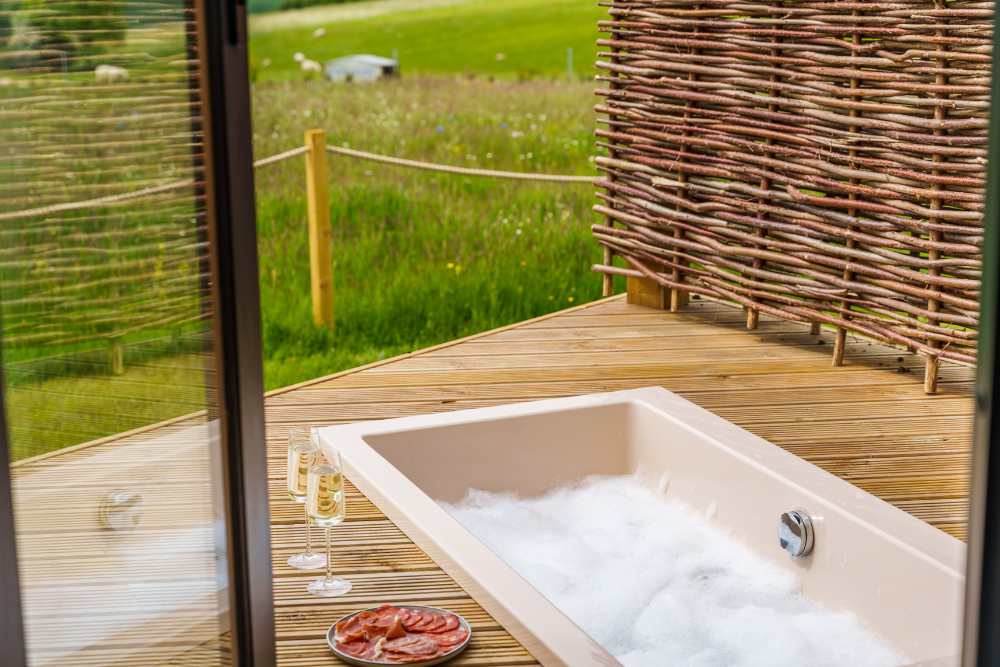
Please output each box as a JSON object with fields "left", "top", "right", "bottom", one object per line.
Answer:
{"left": 300, "top": 59, "right": 322, "bottom": 74}
{"left": 95, "top": 64, "right": 128, "bottom": 84}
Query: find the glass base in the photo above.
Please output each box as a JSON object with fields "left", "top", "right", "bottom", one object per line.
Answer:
{"left": 308, "top": 576, "right": 352, "bottom": 597}
{"left": 287, "top": 552, "right": 327, "bottom": 570}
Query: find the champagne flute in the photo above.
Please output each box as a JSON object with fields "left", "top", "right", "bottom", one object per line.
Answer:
{"left": 306, "top": 446, "right": 352, "bottom": 597}
{"left": 286, "top": 427, "right": 327, "bottom": 570}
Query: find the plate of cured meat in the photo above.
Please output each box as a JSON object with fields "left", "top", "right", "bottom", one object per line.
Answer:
{"left": 327, "top": 603, "right": 472, "bottom": 665}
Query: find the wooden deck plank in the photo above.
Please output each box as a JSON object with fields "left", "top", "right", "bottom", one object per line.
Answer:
{"left": 9, "top": 295, "right": 976, "bottom": 665}
{"left": 259, "top": 295, "right": 974, "bottom": 666}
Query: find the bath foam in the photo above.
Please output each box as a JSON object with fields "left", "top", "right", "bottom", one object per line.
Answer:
{"left": 441, "top": 475, "right": 905, "bottom": 667}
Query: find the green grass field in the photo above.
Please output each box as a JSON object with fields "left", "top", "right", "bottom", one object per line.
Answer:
{"left": 249, "top": 0, "right": 604, "bottom": 81}
{"left": 5, "top": 0, "right": 610, "bottom": 458}
{"left": 249, "top": 0, "right": 608, "bottom": 389}
{"left": 252, "top": 74, "right": 605, "bottom": 388}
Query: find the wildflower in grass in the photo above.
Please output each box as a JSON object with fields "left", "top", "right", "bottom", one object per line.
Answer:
{"left": 486, "top": 152, "right": 493, "bottom": 159}
{"left": 495, "top": 53, "right": 506, "bottom": 61}
{"left": 511, "top": 130, "right": 523, "bottom": 139}
{"left": 447, "top": 262, "right": 454, "bottom": 269}
{"left": 515, "top": 228, "right": 522, "bottom": 236}
{"left": 435, "top": 124, "right": 445, "bottom": 133}
{"left": 520, "top": 260, "right": 527, "bottom": 267}
{"left": 568, "top": 296, "right": 575, "bottom": 303}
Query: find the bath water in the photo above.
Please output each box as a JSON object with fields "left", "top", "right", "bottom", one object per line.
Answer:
{"left": 441, "top": 475, "right": 905, "bottom": 667}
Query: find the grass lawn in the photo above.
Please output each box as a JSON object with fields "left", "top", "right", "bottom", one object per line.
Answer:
{"left": 5, "top": 0, "right": 610, "bottom": 459}
{"left": 249, "top": 0, "right": 609, "bottom": 389}
{"left": 249, "top": 0, "right": 604, "bottom": 82}
{"left": 6, "top": 353, "right": 208, "bottom": 461}
{"left": 252, "top": 75, "right": 607, "bottom": 389}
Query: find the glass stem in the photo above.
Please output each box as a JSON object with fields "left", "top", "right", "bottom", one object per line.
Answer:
{"left": 325, "top": 527, "right": 333, "bottom": 580}
{"left": 304, "top": 505, "right": 312, "bottom": 555}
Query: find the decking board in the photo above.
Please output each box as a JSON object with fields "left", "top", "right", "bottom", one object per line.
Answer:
{"left": 9, "top": 295, "right": 975, "bottom": 665}
{"left": 261, "top": 295, "right": 973, "bottom": 665}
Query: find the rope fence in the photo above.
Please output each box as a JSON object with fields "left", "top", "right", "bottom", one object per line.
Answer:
{"left": 1, "top": 139, "right": 593, "bottom": 224}
{"left": 4, "top": 129, "right": 597, "bottom": 338}
{"left": 325, "top": 144, "right": 596, "bottom": 184}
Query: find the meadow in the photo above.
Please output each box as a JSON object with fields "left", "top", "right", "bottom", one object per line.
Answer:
{"left": 249, "top": 0, "right": 608, "bottom": 389}
{"left": 4, "top": 0, "right": 609, "bottom": 458}
{"left": 249, "top": 0, "right": 604, "bottom": 82}
{"left": 252, "top": 74, "right": 605, "bottom": 388}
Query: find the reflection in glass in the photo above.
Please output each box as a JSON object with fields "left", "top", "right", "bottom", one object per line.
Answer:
{"left": 1, "top": 2, "right": 233, "bottom": 665}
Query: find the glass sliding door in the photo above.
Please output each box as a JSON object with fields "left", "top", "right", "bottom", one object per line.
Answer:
{"left": 0, "top": 0, "right": 272, "bottom": 665}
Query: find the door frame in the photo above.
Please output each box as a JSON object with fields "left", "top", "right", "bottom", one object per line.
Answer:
{"left": 962, "top": 8, "right": 1000, "bottom": 664}
{"left": 0, "top": 0, "right": 275, "bottom": 665}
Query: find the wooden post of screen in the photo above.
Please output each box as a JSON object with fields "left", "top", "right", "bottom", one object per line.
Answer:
{"left": 305, "top": 129, "right": 334, "bottom": 331}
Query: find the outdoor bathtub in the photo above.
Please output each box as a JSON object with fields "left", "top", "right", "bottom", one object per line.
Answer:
{"left": 317, "top": 387, "right": 964, "bottom": 666}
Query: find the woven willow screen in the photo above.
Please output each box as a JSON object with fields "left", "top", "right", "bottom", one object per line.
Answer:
{"left": 592, "top": 0, "right": 991, "bottom": 391}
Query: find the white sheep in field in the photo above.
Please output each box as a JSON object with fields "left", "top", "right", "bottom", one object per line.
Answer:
{"left": 300, "top": 59, "right": 322, "bottom": 74}
{"left": 94, "top": 64, "right": 128, "bottom": 84}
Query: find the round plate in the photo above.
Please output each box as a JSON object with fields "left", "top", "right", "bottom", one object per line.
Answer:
{"left": 326, "top": 605, "right": 473, "bottom": 666}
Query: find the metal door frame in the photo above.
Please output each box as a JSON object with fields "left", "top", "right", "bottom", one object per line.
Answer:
{"left": 0, "top": 0, "right": 275, "bottom": 664}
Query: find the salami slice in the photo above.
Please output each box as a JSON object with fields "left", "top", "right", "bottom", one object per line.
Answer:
{"left": 335, "top": 639, "right": 367, "bottom": 657}
{"left": 414, "top": 614, "right": 447, "bottom": 633}
{"left": 432, "top": 627, "right": 469, "bottom": 648}
{"left": 368, "top": 606, "right": 406, "bottom": 640}
{"left": 400, "top": 611, "right": 428, "bottom": 631}
{"left": 383, "top": 635, "right": 440, "bottom": 656}
{"left": 334, "top": 610, "right": 377, "bottom": 644}
{"left": 360, "top": 637, "right": 385, "bottom": 661}
{"left": 424, "top": 613, "right": 459, "bottom": 634}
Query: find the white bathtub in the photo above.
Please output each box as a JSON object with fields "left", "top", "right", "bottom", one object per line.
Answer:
{"left": 317, "top": 387, "right": 965, "bottom": 666}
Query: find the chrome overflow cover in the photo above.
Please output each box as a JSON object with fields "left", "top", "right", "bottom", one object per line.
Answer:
{"left": 98, "top": 489, "right": 144, "bottom": 531}
{"left": 778, "top": 510, "right": 814, "bottom": 559}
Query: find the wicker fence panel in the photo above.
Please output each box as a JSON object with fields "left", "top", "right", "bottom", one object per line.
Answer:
{"left": 592, "top": 0, "right": 991, "bottom": 389}
{"left": 0, "top": 1, "right": 208, "bottom": 355}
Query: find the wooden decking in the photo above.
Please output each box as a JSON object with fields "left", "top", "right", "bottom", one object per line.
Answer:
{"left": 267, "top": 294, "right": 974, "bottom": 665}
{"left": 11, "top": 294, "right": 975, "bottom": 666}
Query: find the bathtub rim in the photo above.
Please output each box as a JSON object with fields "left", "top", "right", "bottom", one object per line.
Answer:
{"left": 317, "top": 386, "right": 966, "bottom": 666}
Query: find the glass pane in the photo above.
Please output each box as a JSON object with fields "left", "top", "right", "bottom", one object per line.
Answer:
{"left": 0, "top": 2, "right": 232, "bottom": 665}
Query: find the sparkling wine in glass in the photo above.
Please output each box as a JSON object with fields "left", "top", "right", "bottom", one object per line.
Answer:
{"left": 306, "top": 448, "right": 352, "bottom": 597}
{"left": 286, "top": 427, "right": 326, "bottom": 570}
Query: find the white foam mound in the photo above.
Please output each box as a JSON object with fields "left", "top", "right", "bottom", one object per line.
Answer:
{"left": 441, "top": 475, "right": 905, "bottom": 667}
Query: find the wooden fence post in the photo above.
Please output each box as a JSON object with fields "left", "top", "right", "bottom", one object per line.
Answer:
{"left": 305, "top": 129, "right": 334, "bottom": 331}
{"left": 109, "top": 337, "right": 124, "bottom": 375}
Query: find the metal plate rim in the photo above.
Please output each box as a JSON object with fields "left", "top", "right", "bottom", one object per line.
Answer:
{"left": 325, "top": 604, "right": 473, "bottom": 666}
